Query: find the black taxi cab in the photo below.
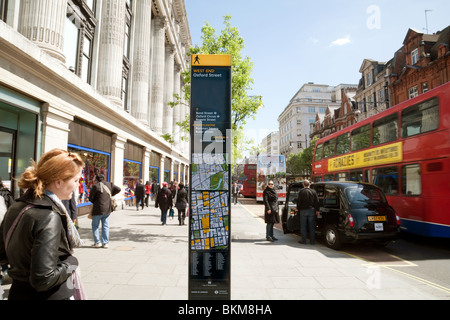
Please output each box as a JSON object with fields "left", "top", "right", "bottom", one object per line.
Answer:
{"left": 282, "top": 181, "right": 401, "bottom": 250}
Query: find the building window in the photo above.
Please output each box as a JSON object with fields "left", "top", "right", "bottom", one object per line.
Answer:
{"left": 122, "top": 75, "right": 129, "bottom": 111}
{"left": 422, "top": 82, "right": 429, "bottom": 93}
{"left": 0, "top": 0, "right": 7, "bottom": 22}
{"left": 367, "top": 72, "right": 373, "bottom": 86}
{"left": 308, "top": 107, "right": 315, "bottom": 113}
{"left": 122, "top": 0, "right": 133, "bottom": 111}
{"left": 411, "top": 48, "right": 419, "bottom": 65}
{"left": 408, "top": 86, "right": 418, "bottom": 99}
{"left": 64, "top": 0, "right": 96, "bottom": 84}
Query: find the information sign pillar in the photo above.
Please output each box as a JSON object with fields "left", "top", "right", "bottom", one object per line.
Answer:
{"left": 188, "top": 54, "right": 232, "bottom": 300}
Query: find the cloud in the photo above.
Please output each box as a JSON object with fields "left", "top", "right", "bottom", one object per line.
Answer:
{"left": 330, "top": 35, "right": 352, "bottom": 46}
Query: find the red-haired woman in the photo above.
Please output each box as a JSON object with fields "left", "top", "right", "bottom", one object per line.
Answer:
{"left": 0, "top": 148, "right": 84, "bottom": 300}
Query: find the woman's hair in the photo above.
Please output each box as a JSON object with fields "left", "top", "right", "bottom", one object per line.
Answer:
{"left": 18, "top": 148, "right": 85, "bottom": 199}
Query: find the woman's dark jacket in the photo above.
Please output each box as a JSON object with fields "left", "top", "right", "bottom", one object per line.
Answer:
{"left": 89, "top": 181, "right": 121, "bottom": 216}
{"left": 0, "top": 190, "right": 78, "bottom": 300}
{"left": 175, "top": 187, "right": 188, "bottom": 211}
{"left": 155, "top": 187, "right": 172, "bottom": 211}
{"left": 263, "top": 187, "right": 280, "bottom": 224}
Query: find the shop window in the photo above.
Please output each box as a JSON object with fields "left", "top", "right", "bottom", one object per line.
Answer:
{"left": 123, "top": 159, "right": 142, "bottom": 199}
{"left": 149, "top": 166, "right": 159, "bottom": 183}
{"left": 68, "top": 145, "right": 110, "bottom": 204}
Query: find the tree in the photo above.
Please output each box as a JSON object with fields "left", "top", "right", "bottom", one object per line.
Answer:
{"left": 168, "top": 15, "right": 262, "bottom": 158}
{"left": 286, "top": 137, "right": 317, "bottom": 178}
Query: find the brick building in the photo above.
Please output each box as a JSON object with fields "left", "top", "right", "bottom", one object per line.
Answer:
{"left": 390, "top": 26, "right": 450, "bottom": 106}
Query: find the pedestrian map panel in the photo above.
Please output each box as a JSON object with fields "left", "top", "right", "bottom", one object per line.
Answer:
{"left": 191, "top": 154, "right": 229, "bottom": 191}
{"left": 190, "top": 191, "right": 229, "bottom": 250}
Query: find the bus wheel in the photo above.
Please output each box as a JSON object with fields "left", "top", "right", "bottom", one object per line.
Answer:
{"left": 324, "top": 224, "right": 342, "bottom": 250}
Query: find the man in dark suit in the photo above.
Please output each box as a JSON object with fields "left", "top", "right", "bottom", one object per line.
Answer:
{"left": 135, "top": 179, "right": 145, "bottom": 211}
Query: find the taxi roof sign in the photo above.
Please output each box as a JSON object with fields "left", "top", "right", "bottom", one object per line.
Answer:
{"left": 191, "top": 54, "right": 231, "bottom": 67}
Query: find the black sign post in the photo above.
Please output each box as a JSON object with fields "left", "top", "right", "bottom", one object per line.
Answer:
{"left": 189, "top": 55, "right": 232, "bottom": 300}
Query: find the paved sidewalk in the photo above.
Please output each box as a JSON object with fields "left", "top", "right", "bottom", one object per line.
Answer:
{"left": 2, "top": 200, "right": 449, "bottom": 300}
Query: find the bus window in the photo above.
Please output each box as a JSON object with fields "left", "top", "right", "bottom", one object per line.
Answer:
{"left": 351, "top": 124, "right": 370, "bottom": 151}
{"left": 323, "top": 138, "right": 336, "bottom": 159}
{"left": 336, "top": 132, "right": 350, "bottom": 155}
{"left": 401, "top": 97, "right": 439, "bottom": 138}
{"left": 371, "top": 166, "right": 399, "bottom": 195}
{"left": 313, "top": 176, "right": 323, "bottom": 183}
{"left": 364, "top": 169, "right": 369, "bottom": 182}
{"left": 373, "top": 113, "right": 398, "bottom": 145}
{"left": 335, "top": 172, "right": 348, "bottom": 181}
{"left": 324, "top": 174, "right": 334, "bottom": 181}
{"left": 402, "top": 164, "right": 421, "bottom": 196}
{"left": 349, "top": 170, "right": 363, "bottom": 182}
{"left": 315, "top": 144, "right": 323, "bottom": 161}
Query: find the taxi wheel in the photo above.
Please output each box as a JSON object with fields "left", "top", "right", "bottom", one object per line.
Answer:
{"left": 324, "top": 224, "right": 342, "bottom": 250}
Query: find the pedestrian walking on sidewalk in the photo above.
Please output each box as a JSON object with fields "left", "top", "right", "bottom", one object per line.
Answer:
{"left": 155, "top": 182, "right": 172, "bottom": 225}
{"left": 135, "top": 179, "right": 145, "bottom": 211}
{"left": 151, "top": 180, "right": 159, "bottom": 202}
{"left": 0, "top": 149, "right": 84, "bottom": 300}
{"left": 296, "top": 179, "right": 319, "bottom": 245}
{"left": 232, "top": 182, "right": 239, "bottom": 205}
{"left": 263, "top": 180, "right": 280, "bottom": 242}
{"left": 89, "top": 174, "right": 121, "bottom": 248}
{"left": 175, "top": 183, "right": 188, "bottom": 225}
{"left": 144, "top": 181, "right": 151, "bottom": 207}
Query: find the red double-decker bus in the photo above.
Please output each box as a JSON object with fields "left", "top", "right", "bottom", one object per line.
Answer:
{"left": 312, "top": 82, "right": 450, "bottom": 238}
{"left": 241, "top": 164, "right": 257, "bottom": 198}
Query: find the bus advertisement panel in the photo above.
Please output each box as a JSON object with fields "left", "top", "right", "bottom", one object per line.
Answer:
{"left": 256, "top": 155, "right": 287, "bottom": 203}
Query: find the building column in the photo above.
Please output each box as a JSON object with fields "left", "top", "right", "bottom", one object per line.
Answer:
{"left": 159, "top": 155, "right": 166, "bottom": 186}
{"left": 163, "top": 44, "right": 175, "bottom": 135}
{"left": 173, "top": 63, "right": 182, "bottom": 147}
{"left": 131, "top": 0, "right": 152, "bottom": 123}
{"left": 41, "top": 103, "right": 73, "bottom": 152}
{"left": 112, "top": 134, "right": 127, "bottom": 202}
{"left": 97, "top": 0, "right": 126, "bottom": 106}
{"left": 19, "top": 0, "right": 67, "bottom": 63}
{"left": 150, "top": 16, "right": 167, "bottom": 134}
{"left": 143, "top": 148, "right": 151, "bottom": 183}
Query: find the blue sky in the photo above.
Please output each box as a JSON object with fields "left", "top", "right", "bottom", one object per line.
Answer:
{"left": 185, "top": 0, "right": 450, "bottom": 146}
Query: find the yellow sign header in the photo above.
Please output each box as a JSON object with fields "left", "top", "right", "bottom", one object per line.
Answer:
{"left": 191, "top": 54, "right": 232, "bottom": 67}
{"left": 328, "top": 142, "right": 403, "bottom": 172}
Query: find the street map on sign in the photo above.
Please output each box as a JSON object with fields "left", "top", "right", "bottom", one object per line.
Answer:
{"left": 191, "top": 154, "right": 229, "bottom": 191}
{"left": 190, "top": 191, "right": 229, "bottom": 250}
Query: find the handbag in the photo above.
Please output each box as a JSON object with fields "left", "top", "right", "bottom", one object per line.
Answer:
{"left": 100, "top": 182, "right": 118, "bottom": 212}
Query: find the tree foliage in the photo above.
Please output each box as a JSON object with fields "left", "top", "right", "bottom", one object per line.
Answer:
{"left": 168, "top": 15, "right": 262, "bottom": 155}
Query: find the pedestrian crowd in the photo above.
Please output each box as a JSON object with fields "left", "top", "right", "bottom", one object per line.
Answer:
{"left": 0, "top": 148, "right": 189, "bottom": 300}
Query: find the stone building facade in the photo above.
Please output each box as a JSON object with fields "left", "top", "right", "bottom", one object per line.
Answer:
{"left": 0, "top": 0, "right": 191, "bottom": 207}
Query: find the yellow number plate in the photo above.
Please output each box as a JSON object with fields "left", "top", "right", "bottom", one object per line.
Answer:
{"left": 368, "top": 216, "right": 387, "bottom": 222}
